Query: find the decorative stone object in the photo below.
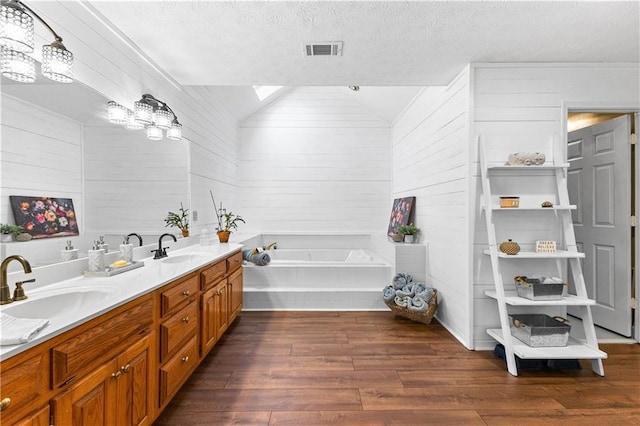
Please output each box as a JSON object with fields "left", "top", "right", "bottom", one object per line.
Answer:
{"left": 541, "top": 201, "right": 553, "bottom": 208}
{"left": 15, "top": 232, "right": 32, "bottom": 241}
{"left": 506, "top": 152, "right": 546, "bottom": 166}
{"left": 499, "top": 239, "right": 521, "bottom": 255}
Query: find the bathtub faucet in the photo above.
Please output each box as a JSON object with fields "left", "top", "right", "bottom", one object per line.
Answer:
{"left": 265, "top": 242, "right": 278, "bottom": 250}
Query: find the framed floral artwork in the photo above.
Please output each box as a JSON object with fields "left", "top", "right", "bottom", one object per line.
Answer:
{"left": 387, "top": 196, "right": 415, "bottom": 236}
{"left": 10, "top": 196, "right": 79, "bottom": 239}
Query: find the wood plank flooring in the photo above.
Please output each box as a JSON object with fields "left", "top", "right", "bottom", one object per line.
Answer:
{"left": 154, "top": 311, "right": 640, "bottom": 425}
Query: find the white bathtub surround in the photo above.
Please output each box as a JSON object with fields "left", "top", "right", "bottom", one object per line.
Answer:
{"left": 240, "top": 233, "right": 428, "bottom": 311}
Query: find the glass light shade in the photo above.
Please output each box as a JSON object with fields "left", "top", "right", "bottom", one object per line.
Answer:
{"left": 153, "top": 108, "right": 172, "bottom": 130}
{"left": 167, "top": 122, "right": 182, "bottom": 141}
{"left": 126, "top": 109, "right": 145, "bottom": 130}
{"left": 146, "top": 125, "right": 163, "bottom": 141}
{"left": 1, "top": 48, "right": 35, "bottom": 82}
{"left": 134, "top": 100, "right": 153, "bottom": 124}
{"left": 41, "top": 43, "right": 73, "bottom": 83}
{"left": 0, "top": 1, "right": 34, "bottom": 53}
{"left": 107, "top": 101, "right": 128, "bottom": 125}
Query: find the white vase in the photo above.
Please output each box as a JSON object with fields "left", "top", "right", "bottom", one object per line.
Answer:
{"left": 404, "top": 235, "right": 415, "bottom": 243}
{"left": 1, "top": 233, "right": 12, "bottom": 243}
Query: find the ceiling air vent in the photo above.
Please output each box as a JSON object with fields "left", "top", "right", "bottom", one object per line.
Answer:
{"left": 304, "top": 41, "right": 343, "bottom": 56}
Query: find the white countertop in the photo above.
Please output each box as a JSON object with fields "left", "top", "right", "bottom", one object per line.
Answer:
{"left": 0, "top": 243, "right": 243, "bottom": 360}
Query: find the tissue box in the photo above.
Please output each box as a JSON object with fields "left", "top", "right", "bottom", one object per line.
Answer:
{"left": 514, "top": 276, "right": 565, "bottom": 301}
{"left": 509, "top": 314, "right": 571, "bottom": 347}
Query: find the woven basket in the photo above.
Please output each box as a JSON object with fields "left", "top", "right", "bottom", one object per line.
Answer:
{"left": 385, "top": 290, "right": 438, "bottom": 325}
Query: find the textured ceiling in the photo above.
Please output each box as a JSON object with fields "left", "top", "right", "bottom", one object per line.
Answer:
{"left": 89, "top": 0, "right": 639, "bottom": 86}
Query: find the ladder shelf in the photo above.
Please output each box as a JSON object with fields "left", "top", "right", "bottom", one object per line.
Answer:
{"left": 479, "top": 135, "right": 606, "bottom": 377}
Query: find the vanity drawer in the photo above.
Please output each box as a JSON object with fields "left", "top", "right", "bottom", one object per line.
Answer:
{"left": 160, "top": 298, "right": 198, "bottom": 362}
{"left": 159, "top": 334, "right": 198, "bottom": 405}
{"left": 51, "top": 297, "right": 153, "bottom": 389}
{"left": 226, "top": 250, "right": 243, "bottom": 273}
{"left": 160, "top": 273, "right": 199, "bottom": 317}
{"left": 200, "top": 259, "right": 226, "bottom": 290}
{"left": 0, "top": 351, "right": 50, "bottom": 424}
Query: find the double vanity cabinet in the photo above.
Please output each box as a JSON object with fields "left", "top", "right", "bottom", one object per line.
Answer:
{"left": 0, "top": 248, "right": 243, "bottom": 426}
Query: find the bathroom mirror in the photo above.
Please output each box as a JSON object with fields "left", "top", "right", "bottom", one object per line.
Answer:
{"left": 1, "top": 75, "right": 190, "bottom": 266}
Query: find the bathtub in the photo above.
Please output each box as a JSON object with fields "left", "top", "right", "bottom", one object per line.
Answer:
{"left": 240, "top": 234, "right": 394, "bottom": 310}
{"left": 267, "top": 249, "right": 387, "bottom": 266}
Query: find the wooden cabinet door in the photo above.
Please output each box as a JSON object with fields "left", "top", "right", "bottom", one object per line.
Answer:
{"left": 201, "top": 285, "right": 218, "bottom": 355}
{"left": 214, "top": 281, "right": 229, "bottom": 339}
{"left": 228, "top": 269, "right": 243, "bottom": 323}
{"left": 201, "top": 280, "right": 228, "bottom": 356}
{"left": 13, "top": 405, "right": 50, "bottom": 426}
{"left": 51, "top": 358, "right": 117, "bottom": 426}
{"left": 115, "top": 335, "right": 151, "bottom": 426}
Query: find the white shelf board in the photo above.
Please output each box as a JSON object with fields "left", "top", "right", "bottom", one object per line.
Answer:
{"left": 483, "top": 250, "right": 585, "bottom": 259}
{"left": 484, "top": 290, "right": 595, "bottom": 306}
{"left": 490, "top": 205, "right": 576, "bottom": 211}
{"left": 487, "top": 163, "right": 569, "bottom": 170}
{"left": 487, "top": 329, "right": 608, "bottom": 360}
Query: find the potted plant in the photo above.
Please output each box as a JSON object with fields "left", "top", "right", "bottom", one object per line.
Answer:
{"left": 1, "top": 224, "right": 25, "bottom": 242}
{"left": 215, "top": 210, "right": 245, "bottom": 243}
{"left": 397, "top": 223, "right": 420, "bottom": 243}
{"left": 164, "top": 202, "right": 189, "bottom": 237}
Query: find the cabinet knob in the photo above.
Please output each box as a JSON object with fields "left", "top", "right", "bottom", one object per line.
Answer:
{"left": 121, "top": 363, "right": 131, "bottom": 373}
{"left": 182, "top": 316, "right": 189, "bottom": 323}
{"left": 111, "top": 371, "right": 122, "bottom": 379}
{"left": 181, "top": 356, "right": 189, "bottom": 363}
{"left": 0, "top": 397, "right": 11, "bottom": 412}
{"left": 182, "top": 290, "right": 190, "bottom": 297}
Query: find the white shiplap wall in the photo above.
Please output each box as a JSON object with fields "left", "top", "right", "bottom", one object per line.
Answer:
{"left": 82, "top": 126, "right": 189, "bottom": 234}
{"left": 239, "top": 87, "right": 391, "bottom": 233}
{"left": 0, "top": 95, "right": 84, "bottom": 261}
{"left": 392, "top": 67, "right": 473, "bottom": 348}
{"left": 471, "top": 63, "right": 640, "bottom": 350}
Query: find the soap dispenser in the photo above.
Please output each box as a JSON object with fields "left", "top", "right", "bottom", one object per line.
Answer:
{"left": 61, "top": 240, "right": 78, "bottom": 261}
{"left": 98, "top": 235, "right": 109, "bottom": 253}
{"left": 119, "top": 236, "right": 134, "bottom": 263}
{"left": 88, "top": 240, "right": 106, "bottom": 272}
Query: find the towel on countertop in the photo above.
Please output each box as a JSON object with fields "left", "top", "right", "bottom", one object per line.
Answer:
{"left": 0, "top": 312, "right": 49, "bottom": 346}
{"left": 242, "top": 249, "right": 271, "bottom": 266}
{"left": 392, "top": 273, "right": 413, "bottom": 289}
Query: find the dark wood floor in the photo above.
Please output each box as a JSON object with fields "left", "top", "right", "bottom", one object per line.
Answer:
{"left": 154, "top": 311, "right": 640, "bottom": 425}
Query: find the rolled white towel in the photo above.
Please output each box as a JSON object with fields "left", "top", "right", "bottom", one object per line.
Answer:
{"left": 394, "top": 295, "right": 410, "bottom": 307}
{"left": 0, "top": 312, "right": 49, "bottom": 346}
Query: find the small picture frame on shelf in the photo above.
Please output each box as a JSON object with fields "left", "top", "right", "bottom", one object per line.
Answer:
{"left": 536, "top": 240, "right": 557, "bottom": 254}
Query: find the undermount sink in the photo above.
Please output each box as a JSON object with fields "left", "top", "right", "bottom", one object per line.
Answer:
{"left": 1, "top": 286, "right": 115, "bottom": 320}
{"left": 161, "top": 254, "right": 207, "bottom": 264}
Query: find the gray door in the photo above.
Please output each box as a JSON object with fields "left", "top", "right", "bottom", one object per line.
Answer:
{"left": 568, "top": 115, "right": 632, "bottom": 336}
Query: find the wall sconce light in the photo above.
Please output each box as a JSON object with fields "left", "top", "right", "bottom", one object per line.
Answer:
{"left": 0, "top": 0, "right": 74, "bottom": 83}
{"left": 107, "top": 94, "right": 182, "bottom": 141}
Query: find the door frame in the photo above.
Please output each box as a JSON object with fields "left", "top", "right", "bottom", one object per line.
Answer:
{"left": 561, "top": 101, "right": 640, "bottom": 342}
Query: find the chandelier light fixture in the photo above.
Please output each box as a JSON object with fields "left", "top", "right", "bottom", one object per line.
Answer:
{"left": 107, "top": 94, "right": 183, "bottom": 141}
{"left": 0, "top": 0, "right": 74, "bottom": 83}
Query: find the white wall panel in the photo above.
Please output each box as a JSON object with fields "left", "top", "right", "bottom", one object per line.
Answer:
{"left": 392, "top": 67, "right": 472, "bottom": 348}
{"left": 239, "top": 87, "right": 391, "bottom": 233}
{"left": 471, "top": 63, "right": 640, "bottom": 350}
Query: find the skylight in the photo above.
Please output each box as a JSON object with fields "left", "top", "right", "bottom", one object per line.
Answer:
{"left": 252, "top": 86, "right": 283, "bottom": 101}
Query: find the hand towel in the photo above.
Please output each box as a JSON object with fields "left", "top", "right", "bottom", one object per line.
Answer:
{"left": 407, "top": 296, "right": 429, "bottom": 313}
{"left": 396, "top": 283, "right": 416, "bottom": 298}
{"left": 0, "top": 312, "right": 49, "bottom": 346}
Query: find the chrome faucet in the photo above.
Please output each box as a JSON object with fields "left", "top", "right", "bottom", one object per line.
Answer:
{"left": 126, "top": 233, "right": 143, "bottom": 246}
{"left": 1, "top": 255, "right": 33, "bottom": 305}
{"left": 152, "top": 233, "right": 177, "bottom": 259}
